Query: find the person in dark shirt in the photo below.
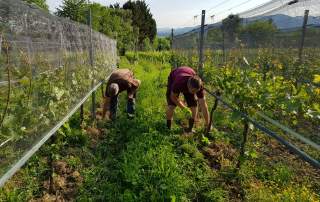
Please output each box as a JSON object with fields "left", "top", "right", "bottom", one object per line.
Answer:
{"left": 166, "top": 66, "right": 209, "bottom": 132}
{"left": 102, "top": 69, "right": 141, "bottom": 120}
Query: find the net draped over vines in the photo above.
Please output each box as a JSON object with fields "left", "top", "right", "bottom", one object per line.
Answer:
{"left": 172, "top": 0, "right": 320, "bottom": 164}
{"left": 0, "top": 0, "right": 117, "bottom": 183}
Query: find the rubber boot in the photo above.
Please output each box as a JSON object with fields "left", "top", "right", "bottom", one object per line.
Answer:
{"left": 127, "top": 98, "right": 135, "bottom": 119}
{"left": 185, "top": 118, "right": 195, "bottom": 133}
{"left": 110, "top": 95, "right": 118, "bottom": 121}
{"left": 167, "top": 120, "right": 172, "bottom": 130}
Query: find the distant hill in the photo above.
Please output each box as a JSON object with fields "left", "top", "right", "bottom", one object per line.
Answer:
{"left": 157, "top": 26, "right": 200, "bottom": 37}
{"left": 159, "top": 14, "right": 320, "bottom": 37}
{"left": 247, "top": 14, "right": 320, "bottom": 29}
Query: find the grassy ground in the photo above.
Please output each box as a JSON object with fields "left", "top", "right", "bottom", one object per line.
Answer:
{"left": 0, "top": 56, "right": 319, "bottom": 201}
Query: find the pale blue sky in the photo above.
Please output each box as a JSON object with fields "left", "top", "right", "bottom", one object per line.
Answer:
{"left": 47, "top": 0, "right": 272, "bottom": 28}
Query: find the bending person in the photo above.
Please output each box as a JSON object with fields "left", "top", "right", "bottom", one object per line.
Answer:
{"left": 102, "top": 69, "right": 141, "bottom": 120}
{"left": 166, "top": 66, "right": 209, "bottom": 132}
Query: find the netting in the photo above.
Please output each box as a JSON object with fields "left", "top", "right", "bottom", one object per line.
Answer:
{"left": 0, "top": 0, "right": 117, "bottom": 185}
{"left": 173, "top": 0, "right": 320, "bottom": 164}
{"left": 174, "top": 0, "right": 320, "bottom": 74}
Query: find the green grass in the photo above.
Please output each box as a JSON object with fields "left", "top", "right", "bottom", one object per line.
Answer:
{"left": 76, "top": 57, "right": 221, "bottom": 201}
{"left": 0, "top": 53, "right": 319, "bottom": 202}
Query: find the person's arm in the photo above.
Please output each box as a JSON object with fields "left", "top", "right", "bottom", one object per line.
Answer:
{"left": 102, "top": 96, "right": 111, "bottom": 119}
{"left": 170, "top": 92, "right": 187, "bottom": 109}
{"left": 199, "top": 97, "right": 209, "bottom": 127}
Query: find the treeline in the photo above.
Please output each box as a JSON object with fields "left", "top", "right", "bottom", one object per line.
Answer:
{"left": 23, "top": 0, "right": 170, "bottom": 55}
{"left": 221, "top": 15, "right": 277, "bottom": 47}
{"left": 206, "top": 15, "right": 278, "bottom": 48}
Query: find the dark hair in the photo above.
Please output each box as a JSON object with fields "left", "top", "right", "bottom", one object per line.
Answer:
{"left": 189, "top": 76, "right": 202, "bottom": 90}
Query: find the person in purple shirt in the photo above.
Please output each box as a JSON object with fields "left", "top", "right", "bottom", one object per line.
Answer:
{"left": 166, "top": 66, "right": 210, "bottom": 132}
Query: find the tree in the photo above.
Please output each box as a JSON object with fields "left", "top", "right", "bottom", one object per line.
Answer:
{"left": 109, "top": 3, "right": 120, "bottom": 9}
{"left": 142, "top": 38, "right": 152, "bottom": 51}
{"left": 239, "top": 20, "right": 277, "bottom": 47}
{"left": 123, "top": 0, "right": 157, "bottom": 49}
{"left": 23, "top": 0, "right": 49, "bottom": 11}
{"left": 153, "top": 37, "right": 170, "bottom": 51}
{"left": 55, "top": 0, "right": 87, "bottom": 23}
{"left": 55, "top": 1, "right": 137, "bottom": 55}
{"left": 93, "top": 4, "right": 137, "bottom": 55}
{"left": 222, "top": 14, "right": 241, "bottom": 43}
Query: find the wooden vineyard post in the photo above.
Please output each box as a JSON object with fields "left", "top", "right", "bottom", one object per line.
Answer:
{"left": 237, "top": 120, "right": 249, "bottom": 168}
{"left": 171, "top": 28, "right": 174, "bottom": 49}
{"left": 87, "top": 3, "right": 96, "bottom": 121}
{"left": 222, "top": 28, "right": 226, "bottom": 65}
{"left": 198, "top": 10, "right": 205, "bottom": 77}
{"left": 298, "top": 10, "right": 309, "bottom": 64}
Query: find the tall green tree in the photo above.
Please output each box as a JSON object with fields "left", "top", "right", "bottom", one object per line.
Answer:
{"left": 90, "top": 3, "right": 137, "bottom": 55}
{"left": 23, "top": 0, "right": 49, "bottom": 11}
{"left": 153, "top": 37, "right": 170, "bottom": 51}
{"left": 55, "top": 0, "right": 87, "bottom": 23}
{"left": 222, "top": 14, "right": 241, "bottom": 43}
{"left": 109, "top": 3, "right": 120, "bottom": 9}
{"left": 123, "top": 0, "right": 157, "bottom": 49}
{"left": 55, "top": 0, "right": 137, "bottom": 55}
{"left": 240, "top": 20, "right": 277, "bottom": 47}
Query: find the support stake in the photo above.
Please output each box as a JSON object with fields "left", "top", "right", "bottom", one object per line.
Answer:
{"left": 298, "top": 10, "right": 309, "bottom": 64}
{"left": 198, "top": 10, "right": 206, "bottom": 77}
{"left": 80, "top": 104, "right": 84, "bottom": 124}
{"left": 87, "top": 4, "right": 96, "bottom": 121}
{"left": 237, "top": 120, "right": 249, "bottom": 168}
{"left": 206, "top": 93, "right": 220, "bottom": 135}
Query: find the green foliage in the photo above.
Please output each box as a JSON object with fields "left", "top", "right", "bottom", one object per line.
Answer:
{"left": 1, "top": 52, "right": 319, "bottom": 201}
{"left": 23, "top": 0, "right": 49, "bottom": 11}
{"left": 58, "top": 123, "right": 88, "bottom": 147}
{"left": 56, "top": 1, "right": 137, "bottom": 55}
{"left": 222, "top": 14, "right": 242, "bottom": 42}
{"left": 202, "top": 188, "right": 229, "bottom": 202}
{"left": 201, "top": 135, "right": 211, "bottom": 146}
{"left": 56, "top": 0, "right": 87, "bottom": 23}
{"left": 90, "top": 3, "right": 137, "bottom": 55}
{"left": 240, "top": 20, "right": 277, "bottom": 47}
{"left": 207, "top": 28, "right": 224, "bottom": 45}
{"left": 121, "top": 133, "right": 191, "bottom": 201}
{"left": 142, "top": 38, "right": 153, "bottom": 51}
{"left": 271, "top": 164, "right": 293, "bottom": 186}
{"left": 123, "top": 0, "right": 157, "bottom": 49}
{"left": 125, "top": 51, "right": 173, "bottom": 64}
{"left": 153, "top": 37, "right": 171, "bottom": 51}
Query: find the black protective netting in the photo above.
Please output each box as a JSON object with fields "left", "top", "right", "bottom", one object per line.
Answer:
{"left": 174, "top": 0, "right": 320, "bottom": 72}
{"left": 0, "top": 0, "right": 117, "bottom": 184}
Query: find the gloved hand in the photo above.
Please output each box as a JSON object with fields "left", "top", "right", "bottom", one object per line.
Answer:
{"left": 182, "top": 107, "right": 192, "bottom": 118}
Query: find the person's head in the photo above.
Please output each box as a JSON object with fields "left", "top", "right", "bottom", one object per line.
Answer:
{"left": 107, "top": 83, "right": 119, "bottom": 97}
{"left": 187, "top": 76, "right": 202, "bottom": 94}
{"left": 132, "top": 79, "right": 141, "bottom": 88}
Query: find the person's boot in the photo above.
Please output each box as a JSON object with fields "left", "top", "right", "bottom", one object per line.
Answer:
{"left": 167, "top": 120, "right": 172, "bottom": 130}
{"left": 110, "top": 96, "right": 118, "bottom": 121}
{"left": 185, "top": 118, "right": 195, "bottom": 133}
{"left": 127, "top": 98, "right": 135, "bottom": 119}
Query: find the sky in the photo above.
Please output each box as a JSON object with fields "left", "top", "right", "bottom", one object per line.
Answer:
{"left": 47, "top": 0, "right": 272, "bottom": 28}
